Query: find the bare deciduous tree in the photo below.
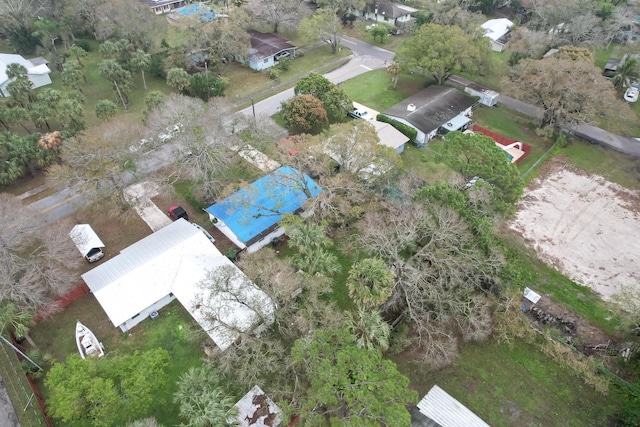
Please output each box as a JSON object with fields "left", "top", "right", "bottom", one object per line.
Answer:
{"left": 356, "top": 199, "right": 501, "bottom": 366}
{"left": 0, "top": 194, "right": 82, "bottom": 309}
{"left": 145, "top": 94, "right": 236, "bottom": 202}
{"left": 46, "top": 120, "right": 144, "bottom": 219}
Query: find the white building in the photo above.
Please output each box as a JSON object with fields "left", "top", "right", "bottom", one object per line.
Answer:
{"left": 481, "top": 18, "right": 514, "bottom": 52}
{"left": 81, "top": 219, "right": 274, "bottom": 351}
{"left": 0, "top": 54, "right": 52, "bottom": 96}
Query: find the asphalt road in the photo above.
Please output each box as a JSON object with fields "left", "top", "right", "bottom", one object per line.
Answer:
{"left": 239, "top": 35, "right": 394, "bottom": 118}
{"left": 26, "top": 39, "right": 395, "bottom": 223}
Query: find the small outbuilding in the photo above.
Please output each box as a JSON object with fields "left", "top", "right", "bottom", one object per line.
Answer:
{"left": 481, "top": 18, "right": 514, "bottom": 52}
{"left": 246, "top": 31, "right": 296, "bottom": 71}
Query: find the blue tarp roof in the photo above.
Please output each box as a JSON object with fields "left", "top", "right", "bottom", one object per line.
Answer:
{"left": 205, "top": 166, "right": 322, "bottom": 244}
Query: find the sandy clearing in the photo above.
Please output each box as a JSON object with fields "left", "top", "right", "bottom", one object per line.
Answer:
{"left": 509, "top": 163, "right": 640, "bottom": 300}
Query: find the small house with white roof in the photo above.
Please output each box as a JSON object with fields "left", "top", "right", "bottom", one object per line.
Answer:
{"left": 481, "top": 18, "right": 514, "bottom": 52}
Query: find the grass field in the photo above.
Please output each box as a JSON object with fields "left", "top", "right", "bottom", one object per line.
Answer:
{"left": 392, "top": 339, "right": 622, "bottom": 427}
{"left": 339, "top": 69, "right": 428, "bottom": 111}
{"left": 30, "top": 298, "right": 205, "bottom": 426}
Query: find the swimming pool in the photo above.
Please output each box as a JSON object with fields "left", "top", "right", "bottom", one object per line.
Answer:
{"left": 172, "top": 4, "right": 217, "bottom": 23}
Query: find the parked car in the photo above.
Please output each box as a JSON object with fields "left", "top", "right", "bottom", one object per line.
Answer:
{"left": 347, "top": 107, "right": 373, "bottom": 120}
{"left": 85, "top": 247, "right": 105, "bottom": 263}
{"left": 168, "top": 205, "right": 189, "bottom": 221}
{"left": 624, "top": 87, "right": 639, "bottom": 103}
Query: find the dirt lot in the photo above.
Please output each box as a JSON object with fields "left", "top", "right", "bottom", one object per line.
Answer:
{"left": 510, "top": 160, "right": 640, "bottom": 301}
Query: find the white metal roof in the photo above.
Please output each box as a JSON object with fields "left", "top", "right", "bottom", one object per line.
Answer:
{"left": 523, "top": 287, "right": 541, "bottom": 304}
{"left": 481, "top": 18, "right": 514, "bottom": 41}
{"left": 235, "top": 385, "right": 281, "bottom": 427}
{"left": 417, "top": 385, "right": 491, "bottom": 427}
{"left": 69, "top": 224, "right": 105, "bottom": 256}
{"left": 82, "top": 219, "right": 273, "bottom": 351}
{"left": 0, "top": 53, "right": 51, "bottom": 85}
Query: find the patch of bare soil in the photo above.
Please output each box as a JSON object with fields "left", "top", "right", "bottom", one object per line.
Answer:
{"left": 510, "top": 160, "right": 640, "bottom": 300}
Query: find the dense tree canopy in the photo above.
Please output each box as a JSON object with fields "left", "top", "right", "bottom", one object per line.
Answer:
{"left": 440, "top": 131, "right": 524, "bottom": 214}
{"left": 291, "top": 327, "right": 417, "bottom": 426}
{"left": 503, "top": 52, "right": 635, "bottom": 128}
{"left": 298, "top": 8, "right": 343, "bottom": 54}
{"left": 396, "top": 23, "right": 491, "bottom": 85}
{"left": 281, "top": 94, "right": 328, "bottom": 133}
{"left": 294, "top": 73, "right": 352, "bottom": 122}
{"left": 46, "top": 350, "right": 170, "bottom": 426}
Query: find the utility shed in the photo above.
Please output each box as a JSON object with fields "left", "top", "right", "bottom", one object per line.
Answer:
{"left": 69, "top": 224, "right": 105, "bottom": 257}
{"left": 412, "top": 385, "right": 491, "bottom": 427}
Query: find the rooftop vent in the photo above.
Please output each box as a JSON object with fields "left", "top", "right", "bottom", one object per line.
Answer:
{"left": 407, "top": 103, "right": 416, "bottom": 112}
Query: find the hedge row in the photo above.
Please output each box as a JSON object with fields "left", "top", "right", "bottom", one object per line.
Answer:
{"left": 376, "top": 114, "right": 417, "bottom": 143}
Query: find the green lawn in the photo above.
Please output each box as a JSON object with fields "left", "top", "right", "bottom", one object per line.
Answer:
{"left": 392, "top": 339, "right": 622, "bottom": 427}
{"left": 342, "top": 20, "right": 410, "bottom": 53}
{"left": 30, "top": 298, "right": 205, "bottom": 426}
{"left": 339, "top": 69, "right": 427, "bottom": 112}
{"left": 555, "top": 139, "right": 640, "bottom": 191}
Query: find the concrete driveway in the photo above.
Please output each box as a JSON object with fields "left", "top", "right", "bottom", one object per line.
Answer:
{"left": 124, "top": 182, "right": 172, "bottom": 232}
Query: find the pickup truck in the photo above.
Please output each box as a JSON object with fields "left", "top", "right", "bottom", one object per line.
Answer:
{"left": 347, "top": 107, "right": 373, "bottom": 120}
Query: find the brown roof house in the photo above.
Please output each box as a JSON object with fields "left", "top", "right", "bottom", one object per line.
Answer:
{"left": 382, "top": 86, "right": 476, "bottom": 147}
{"left": 246, "top": 31, "right": 296, "bottom": 71}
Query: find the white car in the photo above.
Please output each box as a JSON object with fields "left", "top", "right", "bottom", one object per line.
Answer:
{"left": 347, "top": 107, "right": 373, "bottom": 120}
{"left": 624, "top": 87, "right": 639, "bottom": 103}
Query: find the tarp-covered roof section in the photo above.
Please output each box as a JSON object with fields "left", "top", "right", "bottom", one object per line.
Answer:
{"left": 69, "top": 224, "right": 105, "bottom": 256}
{"left": 205, "top": 166, "right": 322, "bottom": 245}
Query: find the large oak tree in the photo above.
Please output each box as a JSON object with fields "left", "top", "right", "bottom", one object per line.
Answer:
{"left": 503, "top": 49, "right": 635, "bottom": 127}
{"left": 396, "top": 23, "right": 491, "bottom": 85}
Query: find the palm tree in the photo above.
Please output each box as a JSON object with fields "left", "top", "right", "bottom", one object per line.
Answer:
{"left": 346, "top": 258, "right": 395, "bottom": 308}
{"left": 387, "top": 60, "right": 401, "bottom": 90}
{"left": 131, "top": 49, "right": 151, "bottom": 90}
{"left": 0, "top": 301, "right": 37, "bottom": 349}
{"left": 166, "top": 67, "right": 191, "bottom": 92}
{"left": 29, "top": 102, "right": 53, "bottom": 130}
{"left": 98, "top": 59, "right": 131, "bottom": 110}
{"left": 61, "top": 60, "right": 86, "bottom": 93}
{"left": 173, "top": 365, "right": 238, "bottom": 427}
{"left": 6, "top": 63, "right": 27, "bottom": 80}
{"left": 6, "top": 77, "right": 34, "bottom": 107}
{"left": 345, "top": 307, "right": 391, "bottom": 351}
{"left": 612, "top": 57, "right": 640, "bottom": 92}
{"left": 67, "top": 45, "right": 87, "bottom": 67}
{"left": 95, "top": 99, "right": 118, "bottom": 121}
{"left": 38, "top": 131, "right": 62, "bottom": 150}
{"left": 5, "top": 107, "right": 32, "bottom": 133}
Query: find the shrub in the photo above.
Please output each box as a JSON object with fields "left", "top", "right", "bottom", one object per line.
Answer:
{"left": 278, "top": 56, "right": 291, "bottom": 71}
{"left": 376, "top": 114, "right": 417, "bottom": 142}
{"left": 268, "top": 67, "right": 281, "bottom": 80}
{"left": 76, "top": 39, "right": 91, "bottom": 52}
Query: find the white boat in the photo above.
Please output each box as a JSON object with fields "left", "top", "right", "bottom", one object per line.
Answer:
{"left": 75, "top": 321, "right": 104, "bottom": 359}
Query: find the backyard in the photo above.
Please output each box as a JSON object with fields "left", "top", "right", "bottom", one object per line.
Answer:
{"left": 4, "top": 14, "right": 640, "bottom": 427}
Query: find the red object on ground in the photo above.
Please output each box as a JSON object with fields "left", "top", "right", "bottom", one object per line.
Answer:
{"left": 472, "top": 124, "right": 532, "bottom": 164}
{"left": 34, "top": 283, "right": 90, "bottom": 323}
